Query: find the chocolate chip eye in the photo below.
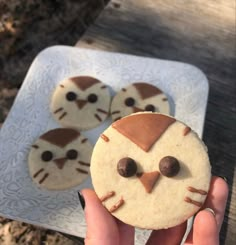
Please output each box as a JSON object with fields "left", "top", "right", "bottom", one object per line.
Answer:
{"left": 125, "top": 97, "right": 135, "bottom": 107}
{"left": 145, "top": 104, "right": 155, "bottom": 112}
{"left": 87, "top": 93, "right": 98, "bottom": 103}
{"left": 66, "top": 149, "right": 78, "bottom": 160}
{"left": 41, "top": 151, "right": 53, "bottom": 162}
{"left": 66, "top": 91, "right": 77, "bottom": 101}
{"left": 159, "top": 156, "right": 180, "bottom": 177}
{"left": 117, "top": 157, "right": 137, "bottom": 177}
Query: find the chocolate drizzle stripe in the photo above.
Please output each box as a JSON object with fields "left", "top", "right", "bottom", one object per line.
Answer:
{"left": 100, "top": 191, "right": 115, "bottom": 202}
{"left": 59, "top": 112, "right": 67, "bottom": 120}
{"left": 32, "top": 145, "right": 39, "bottom": 149}
{"left": 76, "top": 168, "right": 88, "bottom": 174}
{"left": 95, "top": 113, "right": 102, "bottom": 122}
{"left": 162, "top": 98, "right": 168, "bottom": 101}
{"left": 114, "top": 117, "right": 121, "bottom": 121}
{"left": 33, "top": 168, "right": 44, "bottom": 178}
{"left": 187, "top": 186, "right": 207, "bottom": 195}
{"left": 109, "top": 198, "right": 125, "bottom": 213}
{"left": 111, "top": 110, "right": 120, "bottom": 115}
{"left": 184, "top": 197, "right": 202, "bottom": 207}
{"left": 54, "top": 107, "right": 63, "bottom": 114}
{"left": 78, "top": 161, "right": 90, "bottom": 167}
{"left": 101, "top": 134, "right": 109, "bottom": 142}
{"left": 39, "top": 173, "right": 49, "bottom": 184}
{"left": 122, "top": 88, "right": 127, "bottom": 92}
{"left": 81, "top": 138, "right": 88, "bottom": 144}
{"left": 60, "top": 84, "right": 65, "bottom": 88}
{"left": 101, "top": 85, "right": 107, "bottom": 89}
{"left": 97, "top": 108, "right": 108, "bottom": 115}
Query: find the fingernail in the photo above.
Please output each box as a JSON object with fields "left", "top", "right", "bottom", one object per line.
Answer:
{"left": 78, "top": 191, "right": 85, "bottom": 210}
{"left": 204, "top": 208, "right": 216, "bottom": 217}
{"left": 217, "top": 175, "right": 228, "bottom": 184}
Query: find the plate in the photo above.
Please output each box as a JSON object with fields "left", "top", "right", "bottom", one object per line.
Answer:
{"left": 0, "top": 46, "right": 209, "bottom": 243}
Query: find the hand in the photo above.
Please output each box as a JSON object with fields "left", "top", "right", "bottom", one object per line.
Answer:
{"left": 80, "top": 176, "right": 228, "bottom": 245}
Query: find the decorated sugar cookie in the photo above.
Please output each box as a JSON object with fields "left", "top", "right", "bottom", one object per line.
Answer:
{"left": 28, "top": 128, "right": 92, "bottom": 190}
{"left": 50, "top": 76, "right": 111, "bottom": 130}
{"left": 110, "top": 83, "right": 170, "bottom": 121}
{"left": 91, "top": 112, "right": 211, "bottom": 229}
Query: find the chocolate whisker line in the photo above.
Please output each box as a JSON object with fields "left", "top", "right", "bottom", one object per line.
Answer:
{"left": 78, "top": 161, "right": 90, "bottom": 167}
{"left": 33, "top": 168, "right": 44, "bottom": 178}
{"left": 54, "top": 107, "right": 63, "bottom": 114}
{"left": 39, "top": 173, "right": 49, "bottom": 184}
{"left": 100, "top": 191, "right": 116, "bottom": 202}
{"left": 187, "top": 186, "right": 207, "bottom": 195}
{"left": 32, "top": 145, "right": 39, "bottom": 149}
{"left": 81, "top": 138, "right": 88, "bottom": 144}
{"left": 109, "top": 197, "right": 125, "bottom": 213}
{"left": 111, "top": 110, "right": 120, "bottom": 115}
{"left": 59, "top": 112, "right": 67, "bottom": 120}
{"left": 184, "top": 196, "right": 202, "bottom": 207}
{"left": 113, "top": 117, "right": 121, "bottom": 121}
{"left": 76, "top": 168, "right": 88, "bottom": 174}
{"left": 97, "top": 108, "right": 109, "bottom": 115}
{"left": 94, "top": 113, "right": 102, "bottom": 122}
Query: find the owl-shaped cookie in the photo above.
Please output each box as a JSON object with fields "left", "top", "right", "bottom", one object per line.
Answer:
{"left": 110, "top": 83, "right": 170, "bottom": 121}
{"left": 28, "top": 128, "right": 92, "bottom": 190}
{"left": 50, "top": 76, "right": 111, "bottom": 130}
{"left": 91, "top": 112, "right": 211, "bottom": 229}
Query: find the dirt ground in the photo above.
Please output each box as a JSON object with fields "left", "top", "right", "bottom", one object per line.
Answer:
{"left": 0, "top": 0, "right": 108, "bottom": 244}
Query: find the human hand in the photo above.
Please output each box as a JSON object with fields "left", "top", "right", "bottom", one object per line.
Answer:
{"left": 79, "top": 176, "right": 228, "bottom": 245}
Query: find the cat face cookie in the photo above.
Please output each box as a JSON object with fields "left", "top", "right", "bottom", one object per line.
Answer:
{"left": 110, "top": 83, "right": 170, "bottom": 121}
{"left": 91, "top": 113, "right": 211, "bottom": 229}
{"left": 28, "top": 128, "right": 92, "bottom": 190}
{"left": 50, "top": 76, "right": 111, "bottom": 130}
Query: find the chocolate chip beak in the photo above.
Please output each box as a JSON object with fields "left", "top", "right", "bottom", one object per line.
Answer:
{"left": 76, "top": 99, "right": 87, "bottom": 109}
{"left": 137, "top": 171, "right": 160, "bottom": 193}
{"left": 132, "top": 106, "right": 144, "bottom": 113}
{"left": 54, "top": 158, "right": 67, "bottom": 169}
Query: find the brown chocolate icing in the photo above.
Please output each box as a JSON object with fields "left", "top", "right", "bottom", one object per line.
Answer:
{"left": 54, "top": 158, "right": 67, "bottom": 169}
{"left": 97, "top": 108, "right": 108, "bottom": 115}
{"left": 133, "top": 83, "right": 162, "bottom": 99}
{"left": 71, "top": 76, "right": 100, "bottom": 91}
{"left": 184, "top": 197, "right": 202, "bottom": 207}
{"left": 78, "top": 161, "right": 90, "bottom": 166}
{"left": 32, "top": 145, "right": 39, "bottom": 149}
{"left": 100, "top": 191, "right": 115, "bottom": 202}
{"left": 109, "top": 198, "right": 124, "bottom": 213}
{"left": 183, "top": 126, "right": 191, "bottom": 136}
{"left": 112, "top": 113, "right": 176, "bottom": 152}
{"left": 101, "top": 134, "right": 109, "bottom": 142}
{"left": 81, "top": 138, "right": 88, "bottom": 144}
{"left": 40, "top": 128, "right": 80, "bottom": 148}
{"left": 137, "top": 171, "right": 160, "bottom": 193}
{"left": 54, "top": 107, "right": 63, "bottom": 114}
{"left": 187, "top": 186, "right": 207, "bottom": 195}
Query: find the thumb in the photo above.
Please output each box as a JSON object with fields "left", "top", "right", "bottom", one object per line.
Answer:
{"left": 80, "top": 189, "right": 119, "bottom": 245}
{"left": 192, "top": 209, "right": 218, "bottom": 245}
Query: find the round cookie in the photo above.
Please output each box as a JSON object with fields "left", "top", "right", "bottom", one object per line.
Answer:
{"left": 50, "top": 76, "right": 111, "bottom": 130}
{"left": 28, "top": 128, "right": 93, "bottom": 190}
{"left": 91, "top": 112, "right": 211, "bottom": 229}
{"left": 110, "top": 82, "right": 170, "bottom": 121}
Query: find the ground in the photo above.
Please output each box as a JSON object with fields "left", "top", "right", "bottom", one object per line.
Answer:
{"left": 0, "top": 0, "right": 108, "bottom": 244}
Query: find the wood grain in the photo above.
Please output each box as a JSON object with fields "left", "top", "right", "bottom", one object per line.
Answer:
{"left": 76, "top": 0, "right": 236, "bottom": 244}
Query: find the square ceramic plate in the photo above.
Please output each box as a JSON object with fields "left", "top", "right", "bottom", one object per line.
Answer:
{"left": 0, "top": 46, "right": 208, "bottom": 244}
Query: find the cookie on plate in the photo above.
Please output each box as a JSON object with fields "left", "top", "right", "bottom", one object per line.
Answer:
{"left": 110, "top": 82, "right": 170, "bottom": 121}
{"left": 50, "top": 76, "right": 111, "bottom": 130}
{"left": 28, "top": 128, "right": 92, "bottom": 190}
{"left": 91, "top": 112, "right": 211, "bottom": 229}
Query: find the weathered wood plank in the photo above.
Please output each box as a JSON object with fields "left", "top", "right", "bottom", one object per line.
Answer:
{"left": 77, "top": 0, "right": 236, "bottom": 244}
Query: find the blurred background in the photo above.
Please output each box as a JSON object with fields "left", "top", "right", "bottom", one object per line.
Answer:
{"left": 0, "top": 0, "right": 108, "bottom": 244}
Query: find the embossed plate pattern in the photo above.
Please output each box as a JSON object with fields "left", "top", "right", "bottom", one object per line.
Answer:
{"left": 0, "top": 46, "right": 208, "bottom": 243}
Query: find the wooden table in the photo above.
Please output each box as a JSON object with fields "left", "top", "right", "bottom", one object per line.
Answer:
{"left": 76, "top": 0, "right": 236, "bottom": 244}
